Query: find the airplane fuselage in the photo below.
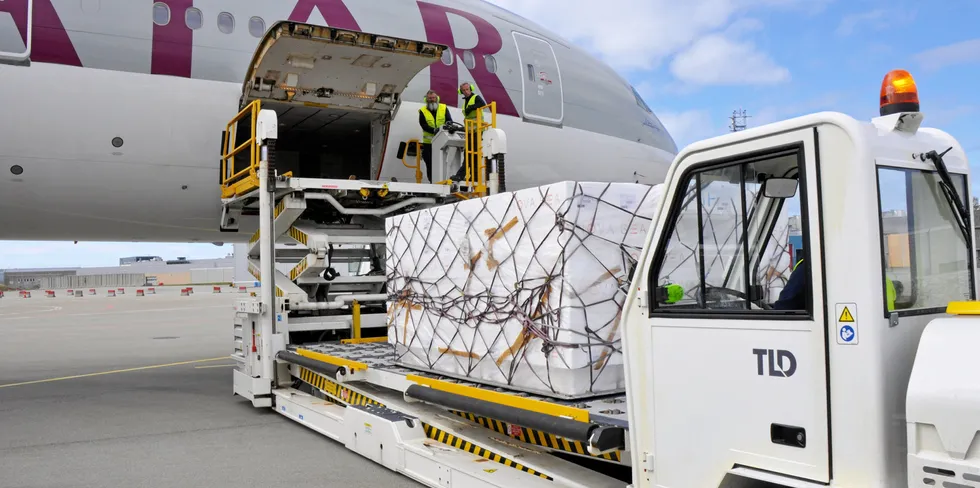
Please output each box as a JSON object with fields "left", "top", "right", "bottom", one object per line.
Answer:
{"left": 0, "top": 0, "right": 676, "bottom": 243}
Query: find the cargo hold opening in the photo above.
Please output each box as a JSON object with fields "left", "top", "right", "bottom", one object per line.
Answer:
{"left": 230, "top": 102, "right": 386, "bottom": 181}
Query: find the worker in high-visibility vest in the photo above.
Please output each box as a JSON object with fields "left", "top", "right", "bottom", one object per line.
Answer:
{"left": 418, "top": 90, "right": 453, "bottom": 183}
{"left": 454, "top": 82, "right": 489, "bottom": 183}
{"left": 460, "top": 82, "right": 487, "bottom": 122}
{"left": 773, "top": 257, "right": 808, "bottom": 310}
{"left": 775, "top": 256, "right": 900, "bottom": 312}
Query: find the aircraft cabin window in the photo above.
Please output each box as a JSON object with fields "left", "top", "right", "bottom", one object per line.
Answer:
{"left": 462, "top": 50, "right": 476, "bottom": 70}
{"left": 217, "top": 12, "right": 235, "bottom": 34}
{"left": 152, "top": 2, "right": 170, "bottom": 26}
{"left": 485, "top": 54, "right": 498, "bottom": 73}
{"left": 650, "top": 148, "right": 810, "bottom": 315}
{"left": 185, "top": 8, "right": 203, "bottom": 30}
{"left": 249, "top": 17, "right": 266, "bottom": 38}
{"left": 441, "top": 48, "right": 454, "bottom": 66}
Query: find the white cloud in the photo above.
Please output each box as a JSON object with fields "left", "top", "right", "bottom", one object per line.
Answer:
{"left": 657, "top": 110, "right": 728, "bottom": 148}
{"left": 836, "top": 8, "right": 916, "bottom": 37}
{"left": 914, "top": 39, "right": 980, "bottom": 71}
{"left": 486, "top": 0, "right": 814, "bottom": 74}
{"left": 669, "top": 35, "right": 791, "bottom": 86}
{"left": 0, "top": 242, "right": 231, "bottom": 269}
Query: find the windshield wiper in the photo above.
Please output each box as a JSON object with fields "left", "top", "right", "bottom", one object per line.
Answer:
{"left": 923, "top": 147, "right": 971, "bottom": 246}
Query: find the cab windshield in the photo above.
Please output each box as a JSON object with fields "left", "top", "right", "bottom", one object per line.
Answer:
{"left": 877, "top": 166, "right": 975, "bottom": 314}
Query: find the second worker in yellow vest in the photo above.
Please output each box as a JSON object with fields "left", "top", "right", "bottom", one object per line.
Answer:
{"left": 452, "top": 82, "right": 489, "bottom": 182}
{"left": 418, "top": 90, "right": 453, "bottom": 183}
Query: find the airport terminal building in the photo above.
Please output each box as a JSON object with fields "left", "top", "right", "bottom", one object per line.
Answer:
{"left": 2, "top": 256, "right": 237, "bottom": 290}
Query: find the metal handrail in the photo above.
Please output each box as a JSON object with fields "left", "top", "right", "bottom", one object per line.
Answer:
{"left": 401, "top": 138, "right": 424, "bottom": 184}
{"left": 221, "top": 100, "right": 262, "bottom": 193}
{"left": 463, "top": 102, "right": 497, "bottom": 196}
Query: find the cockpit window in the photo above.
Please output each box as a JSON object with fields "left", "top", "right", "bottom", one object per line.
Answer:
{"left": 631, "top": 85, "right": 652, "bottom": 113}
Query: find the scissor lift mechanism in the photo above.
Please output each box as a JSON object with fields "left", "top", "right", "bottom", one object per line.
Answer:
{"left": 224, "top": 101, "right": 632, "bottom": 487}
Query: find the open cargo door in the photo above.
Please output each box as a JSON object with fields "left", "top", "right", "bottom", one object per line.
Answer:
{"left": 0, "top": 0, "right": 32, "bottom": 66}
{"left": 223, "top": 21, "right": 447, "bottom": 190}
{"left": 240, "top": 21, "right": 445, "bottom": 117}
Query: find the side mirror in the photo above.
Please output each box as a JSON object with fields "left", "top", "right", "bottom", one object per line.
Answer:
{"left": 397, "top": 141, "right": 407, "bottom": 159}
{"left": 762, "top": 177, "right": 798, "bottom": 198}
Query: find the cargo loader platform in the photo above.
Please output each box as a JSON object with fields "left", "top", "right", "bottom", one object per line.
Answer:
{"left": 263, "top": 340, "right": 631, "bottom": 488}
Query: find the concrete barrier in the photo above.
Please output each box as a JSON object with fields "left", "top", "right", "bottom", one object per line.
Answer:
{"left": 213, "top": 286, "right": 221, "bottom": 293}
{"left": 22, "top": 291, "right": 31, "bottom": 298}
{"left": 147, "top": 287, "right": 156, "bottom": 295}
{"left": 46, "top": 290, "right": 55, "bottom": 298}
{"left": 89, "top": 288, "right": 97, "bottom": 295}
{"left": 74, "top": 290, "right": 83, "bottom": 297}
{"left": 136, "top": 289, "right": 145, "bottom": 297}
{"left": 117, "top": 288, "right": 125, "bottom": 295}
{"left": 108, "top": 290, "right": 116, "bottom": 297}
{"left": 180, "top": 288, "right": 190, "bottom": 296}
{"left": 239, "top": 286, "right": 247, "bottom": 293}
{"left": 67, "top": 289, "right": 74, "bottom": 295}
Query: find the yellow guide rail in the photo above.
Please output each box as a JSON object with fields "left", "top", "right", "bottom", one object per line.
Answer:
{"left": 463, "top": 102, "right": 498, "bottom": 197}
{"left": 221, "top": 100, "right": 262, "bottom": 199}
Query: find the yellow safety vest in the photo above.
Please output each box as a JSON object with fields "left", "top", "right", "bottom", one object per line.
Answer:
{"left": 795, "top": 258, "right": 898, "bottom": 311}
{"left": 419, "top": 104, "right": 447, "bottom": 144}
{"left": 463, "top": 94, "right": 486, "bottom": 121}
{"left": 886, "top": 278, "right": 896, "bottom": 312}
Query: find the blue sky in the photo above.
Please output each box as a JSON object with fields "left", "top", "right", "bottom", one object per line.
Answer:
{"left": 2, "top": 0, "right": 978, "bottom": 269}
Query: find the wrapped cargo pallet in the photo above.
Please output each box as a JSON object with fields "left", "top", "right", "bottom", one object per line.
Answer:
{"left": 385, "top": 181, "right": 661, "bottom": 398}
{"left": 386, "top": 180, "right": 795, "bottom": 399}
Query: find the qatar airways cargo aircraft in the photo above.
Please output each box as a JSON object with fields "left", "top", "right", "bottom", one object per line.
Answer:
{"left": 0, "top": 0, "right": 677, "bottom": 243}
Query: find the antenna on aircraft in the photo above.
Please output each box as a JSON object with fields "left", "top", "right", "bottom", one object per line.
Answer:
{"left": 729, "top": 109, "right": 750, "bottom": 132}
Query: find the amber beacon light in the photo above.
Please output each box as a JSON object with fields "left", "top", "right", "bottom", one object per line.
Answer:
{"left": 879, "top": 69, "right": 920, "bottom": 116}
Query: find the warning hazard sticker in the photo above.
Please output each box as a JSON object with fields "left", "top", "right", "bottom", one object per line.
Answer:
{"left": 835, "top": 303, "right": 858, "bottom": 345}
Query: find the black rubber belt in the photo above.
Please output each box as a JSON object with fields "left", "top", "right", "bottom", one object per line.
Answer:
{"left": 405, "top": 384, "right": 619, "bottom": 445}
{"left": 276, "top": 350, "right": 343, "bottom": 380}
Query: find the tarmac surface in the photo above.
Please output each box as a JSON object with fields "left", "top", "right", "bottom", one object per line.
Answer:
{"left": 0, "top": 286, "right": 421, "bottom": 488}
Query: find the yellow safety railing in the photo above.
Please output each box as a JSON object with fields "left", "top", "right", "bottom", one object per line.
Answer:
{"left": 221, "top": 100, "right": 262, "bottom": 198}
{"left": 463, "top": 102, "right": 497, "bottom": 197}
{"left": 401, "top": 138, "right": 424, "bottom": 184}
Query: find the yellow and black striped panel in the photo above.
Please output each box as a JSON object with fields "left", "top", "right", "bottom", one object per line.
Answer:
{"left": 450, "top": 410, "right": 623, "bottom": 463}
{"left": 421, "top": 423, "right": 553, "bottom": 481}
{"left": 249, "top": 229, "right": 261, "bottom": 245}
{"left": 290, "top": 258, "right": 309, "bottom": 281}
{"left": 298, "top": 367, "right": 384, "bottom": 408}
{"left": 274, "top": 199, "right": 286, "bottom": 219}
{"left": 247, "top": 265, "right": 284, "bottom": 298}
{"left": 288, "top": 226, "right": 309, "bottom": 246}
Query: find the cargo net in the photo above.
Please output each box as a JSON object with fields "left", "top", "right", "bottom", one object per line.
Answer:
{"left": 385, "top": 182, "right": 658, "bottom": 398}
{"left": 385, "top": 181, "right": 794, "bottom": 398}
{"left": 656, "top": 181, "right": 795, "bottom": 307}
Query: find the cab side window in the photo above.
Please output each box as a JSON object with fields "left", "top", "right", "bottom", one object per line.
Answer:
{"left": 650, "top": 148, "right": 810, "bottom": 315}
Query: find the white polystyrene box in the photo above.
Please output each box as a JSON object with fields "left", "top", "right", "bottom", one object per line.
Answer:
{"left": 385, "top": 181, "right": 662, "bottom": 398}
